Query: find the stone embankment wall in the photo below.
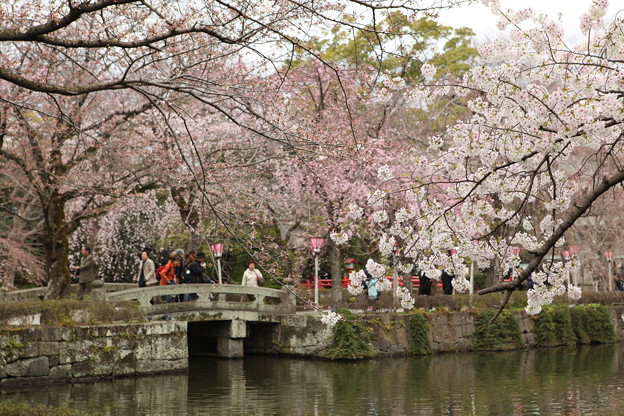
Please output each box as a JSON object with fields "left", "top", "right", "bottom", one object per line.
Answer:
{"left": 274, "top": 306, "right": 624, "bottom": 357}
{"left": 0, "top": 322, "right": 187, "bottom": 387}
{"left": 2, "top": 306, "right": 624, "bottom": 386}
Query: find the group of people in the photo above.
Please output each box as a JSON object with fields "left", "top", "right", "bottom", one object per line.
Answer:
{"left": 136, "top": 248, "right": 264, "bottom": 290}
{"left": 136, "top": 248, "right": 210, "bottom": 288}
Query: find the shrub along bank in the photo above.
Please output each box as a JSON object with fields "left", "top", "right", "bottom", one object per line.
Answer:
{"left": 318, "top": 304, "right": 620, "bottom": 359}
{"left": 533, "top": 304, "right": 616, "bottom": 347}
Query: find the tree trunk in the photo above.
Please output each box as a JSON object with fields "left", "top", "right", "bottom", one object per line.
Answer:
{"left": 328, "top": 238, "right": 342, "bottom": 303}
{"left": 484, "top": 257, "right": 500, "bottom": 288}
{"left": 402, "top": 270, "right": 413, "bottom": 295}
{"left": 43, "top": 195, "right": 72, "bottom": 299}
{"left": 188, "top": 233, "right": 204, "bottom": 252}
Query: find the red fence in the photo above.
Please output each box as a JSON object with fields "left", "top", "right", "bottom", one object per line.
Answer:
{"left": 299, "top": 276, "right": 442, "bottom": 289}
{"left": 299, "top": 275, "right": 512, "bottom": 289}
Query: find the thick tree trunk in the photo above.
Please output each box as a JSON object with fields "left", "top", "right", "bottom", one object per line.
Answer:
{"left": 43, "top": 195, "right": 72, "bottom": 299}
{"left": 328, "top": 238, "right": 342, "bottom": 303}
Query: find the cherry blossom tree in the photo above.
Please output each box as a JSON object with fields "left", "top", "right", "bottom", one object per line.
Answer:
{"left": 2, "top": 0, "right": 478, "bottom": 297}
{"left": 0, "top": 167, "right": 45, "bottom": 288}
{"left": 0, "top": 75, "right": 160, "bottom": 297}
{"left": 255, "top": 8, "right": 478, "bottom": 301}
{"left": 69, "top": 193, "right": 180, "bottom": 282}
{"left": 358, "top": 0, "right": 624, "bottom": 316}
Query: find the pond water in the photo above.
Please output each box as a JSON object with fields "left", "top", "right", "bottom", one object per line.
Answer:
{"left": 2, "top": 344, "right": 624, "bottom": 415}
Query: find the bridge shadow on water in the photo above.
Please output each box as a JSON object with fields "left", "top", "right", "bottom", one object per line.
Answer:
{"left": 187, "top": 321, "right": 279, "bottom": 358}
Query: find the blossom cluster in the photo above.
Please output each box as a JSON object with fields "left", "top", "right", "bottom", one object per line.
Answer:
{"left": 365, "top": 260, "right": 386, "bottom": 278}
{"left": 377, "top": 165, "right": 393, "bottom": 182}
{"left": 346, "top": 203, "right": 364, "bottom": 220}
{"left": 320, "top": 310, "right": 342, "bottom": 328}
{"left": 525, "top": 262, "right": 582, "bottom": 315}
{"left": 399, "top": 286, "right": 415, "bottom": 309}
{"left": 376, "top": 278, "right": 393, "bottom": 292}
{"left": 347, "top": 270, "right": 366, "bottom": 295}
{"left": 330, "top": 231, "right": 349, "bottom": 246}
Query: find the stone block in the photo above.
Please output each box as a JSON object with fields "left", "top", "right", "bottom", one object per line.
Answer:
{"left": 112, "top": 349, "right": 137, "bottom": 376}
{"left": 217, "top": 337, "right": 244, "bottom": 358}
{"left": 143, "top": 322, "right": 178, "bottom": 336}
{"left": 0, "top": 357, "right": 6, "bottom": 378}
{"left": 135, "top": 334, "right": 187, "bottom": 361}
{"left": 21, "top": 341, "right": 40, "bottom": 359}
{"left": 524, "top": 332, "right": 536, "bottom": 346}
{"left": 5, "top": 356, "right": 50, "bottom": 377}
{"left": 6, "top": 314, "right": 41, "bottom": 326}
{"left": 41, "top": 327, "right": 65, "bottom": 342}
{"left": 49, "top": 364, "right": 72, "bottom": 379}
{"left": 61, "top": 328, "right": 79, "bottom": 342}
{"left": 230, "top": 319, "right": 247, "bottom": 338}
{"left": 72, "top": 358, "right": 113, "bottom": 378}
{"left": 59, "top": 340, "right": 95, "bottom": 364}
{"left": 48, "top": 355, "right": 60, "bottom": 367}
{"left": 38, "top": 341, "right": 60, "bottom": 356}
{"left": 136, "top": 358, "right": 188, "bottom": 374}
{"left": 0, "top": 333, "right": 23, "bottom": 350}
{"left": 18, "top": 327, "right": 42, "bottom": 343}
{"left": 115, "top": 337, "right": 137, "bottom": 350}
{"left": 457, "top": 338, "right": 473, "bottom": 351}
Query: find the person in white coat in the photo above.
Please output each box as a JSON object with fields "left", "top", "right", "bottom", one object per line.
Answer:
{"left": 241, "top": 262, "right": 263, "bottom": 287}
{"left": 137, "top": 250, "right": 157, "bottom": 287}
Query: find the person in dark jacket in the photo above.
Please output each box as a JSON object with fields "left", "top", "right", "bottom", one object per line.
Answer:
{"left": 418, "top": 270, "right": 432, "bottom": 296}
{"left": 184, "top": 252, "right": 207, "bottom": 284}
{"left": 441, "top": 269, "right": 454, "bottom": 295}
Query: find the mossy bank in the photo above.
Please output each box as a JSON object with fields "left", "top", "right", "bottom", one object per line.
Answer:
{"left": 276, "top": 304, "right": 624, "bottom": 358}
{"left": 2, "top": 304, "right": 624, "bottom": 386}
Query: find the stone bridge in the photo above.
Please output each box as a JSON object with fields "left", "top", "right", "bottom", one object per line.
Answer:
{"left": 2, "top": 283, "right": 298, "bottom": 358}
{"left": 97, "top": 283, "right": 297, "bottom": 358}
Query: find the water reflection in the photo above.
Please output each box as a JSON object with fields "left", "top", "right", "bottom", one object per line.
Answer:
{"left": 2, "top": 345, "right": 623, "bottom": 415}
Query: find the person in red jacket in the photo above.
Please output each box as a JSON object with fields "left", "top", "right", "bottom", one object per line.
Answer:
{"left": 159, "top": 256, "right": 180, "bottom": 286}
{"left": 159, "top": 256, "right": 180, "bottom": 303}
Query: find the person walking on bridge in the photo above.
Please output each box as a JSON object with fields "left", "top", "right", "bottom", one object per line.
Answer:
{"left": 73, "top": 246, "right": 97, "bottom": 300}
{"left": 240, "top": 262, "right": 263, "bottom": 302}
{"left": 185, "top": 252, "right": 207, "bottom": 284}
{"left": 159, "top": 255, "right": 180, "bottom": 303}
{"left": 138, "top": 249, "right": 156, "bottom": 287}
{"left": 241, "top": 262, "right": 263, "bottom": 287}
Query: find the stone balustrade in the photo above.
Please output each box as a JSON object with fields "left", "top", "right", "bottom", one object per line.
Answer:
{"left": 96, "top": 284, "right": 296, "bottom": 317}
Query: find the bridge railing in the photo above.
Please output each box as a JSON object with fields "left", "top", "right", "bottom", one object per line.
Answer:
{"left": 94, "top": 284, "right": 296, "bottom": 315}
{"left": 0, "top": 283, "right": 136, "bottom": 302}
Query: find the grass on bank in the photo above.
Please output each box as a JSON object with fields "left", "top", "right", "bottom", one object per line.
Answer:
{"left": 0, "top": 299, "right": 144, "bottom": 326}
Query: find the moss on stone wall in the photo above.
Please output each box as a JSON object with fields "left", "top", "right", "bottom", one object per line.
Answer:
{"left": 533, "top": 304, "right": 616, "bottom": 347}
{"left": 533, "top": 305, "right": 576, "bottom": 347}
{"left": 408, "top": 312, "right": 431, "bottom": 355}
{"left": 471, "top": 309, "right": 523, "bottom": 351}
{"left": 570, "top": 304, "right": 616, "bottom": 343}
{"left": 321, "top": 310, "right": 375, "bottom": 360}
